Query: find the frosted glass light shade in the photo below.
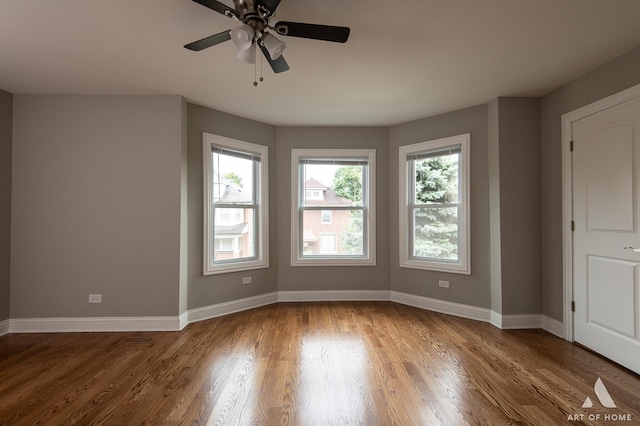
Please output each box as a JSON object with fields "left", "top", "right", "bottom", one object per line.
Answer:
{"left": 231, "top": 24, "right": 254, "bottom": 50}
{"left": 262, "top": 32, "right": 286, "bottom": 59}
{"left": 236, "top": 43, "right": 256, "bottom": 64}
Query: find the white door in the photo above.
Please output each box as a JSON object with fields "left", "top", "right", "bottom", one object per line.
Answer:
{"left": 572, "top": 95, "right": 640, "bottom": 375}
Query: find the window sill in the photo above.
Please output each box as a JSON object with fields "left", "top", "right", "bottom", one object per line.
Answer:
{"left": 204, "top": 260, "right": 269, "bottom": 276}
{"left": 292, "top": 257, "right": 376, "bottom": 267}
{"left": 400, "top": 259, "right": 470, "bottom": 275}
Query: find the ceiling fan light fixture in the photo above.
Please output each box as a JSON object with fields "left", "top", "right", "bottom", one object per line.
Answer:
{"left": 230, "top": 24, "right": 255, "bottom": 49}
{"left": 236, "top": 43, "right": 256, "bottom": 64}
{"left": 262, "top": 32, "right": 286, "bottom": 60}
{"left": 185, "top": 0, "right": 352, "bottom": 74}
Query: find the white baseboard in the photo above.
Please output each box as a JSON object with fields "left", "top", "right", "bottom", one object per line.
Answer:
{"left": 390, "top": 291, "right": 492, "bottom": 323}
{"left": 179, "top": 311, "right": 189, "bottom": 331}
{"left": 278, "top": 290, "right": 390, "bottom": 302}
{"left": 492, "top": 313, "right": 544, "bottom": 330}
{"left": 9, "top": 316, "right": 183, "bottom": 333}
{"left": 3, "top": 291, "right": 564, "bottom": 336}
{"left": 490, "top": 310, "right": 503, "bottom": 329}
{"left": 542, "top": 315, "right": 564, "bottom": 338}
{"left": 188, "top": 292, "right": 278, "bottom": 324}
{"left": 0, "top": 319, "right": 9, "bottom": 336}
{"left": 489, "top": 311, "right": 565, "bottom": 336}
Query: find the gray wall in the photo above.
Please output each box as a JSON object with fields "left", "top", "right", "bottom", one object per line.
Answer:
{"left": 276, "top": 127, "right": 390, "bottom": 292}
{"left": 489, "top": 98, "right": 541, "bottom": 316}
{"left": 11, "top": 95, "right": 185, "bottom": 318}
{"left": 389, "top": 105, "right": 492, "bottom": 308}
{"left": 187, "top": 104, "right": 278, "bottom": 310}
{"left": 541, "top": 45, "right": 640, "bottom": 321}
{"left": 5, "top": 43, "right": 640, "bottom": 324}
{"left": 0, "top": 89, "right": 11, "bottom": 322}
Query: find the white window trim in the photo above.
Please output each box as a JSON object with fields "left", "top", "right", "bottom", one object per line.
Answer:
{"left": 203, "top": 133, "right": 269, "bottom": 275}
{"left": 291, "top": 148, "right": 376, "bottom": 267}
{"left": 399, "top": 134, "right": 470, "bottom": 274}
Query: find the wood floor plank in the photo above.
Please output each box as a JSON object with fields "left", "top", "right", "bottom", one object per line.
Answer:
{"left": 1, "top": 302, "right": 639, "bottom": 425}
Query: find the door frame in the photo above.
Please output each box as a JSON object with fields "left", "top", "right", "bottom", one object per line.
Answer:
{"left": 561, "top": 82, "right": 640, "bottom": 342}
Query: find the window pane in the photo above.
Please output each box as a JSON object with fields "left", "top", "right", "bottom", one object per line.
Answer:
{"left": 303, "top": 164, "right": 364, "bottom": 207}
{"left": 212, "top": 151, "right": 255, "bottom": 204}
{"left": 213, "top": 208, "right": 255, "bottom": 261}
{"left": 414, "top": 153, "right": 459, "bottom": 205}
{"left": 413, "top": 206, "right": 458, "bottom": 261}
{"left": 301, "top": 209, "right": 364, "bottom": 256}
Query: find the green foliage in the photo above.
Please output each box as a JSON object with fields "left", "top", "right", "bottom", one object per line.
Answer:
{"left": 223, "top": 172, "right": 243, "bottom": 188}
{"left": 333, "top": 166, "right": 364, "bottom": 254}
{"left": 413, "top": 155, "right": 459, "bottom": 260}
{"left": 414, "top": 207, "right": 458, "bottom": 259}
{"left": 342, "top": 211, "right": 364, "bottom": 255}
{"left": 333, "top": 166, "right": 362, "bottom": 204}
{"left": 414, "top": 156, "right": 458, "bottom": 204}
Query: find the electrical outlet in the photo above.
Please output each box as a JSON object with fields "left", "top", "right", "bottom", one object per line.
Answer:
{"left": 242, "top": 277, "right": 252, "bottom": 285}
{"left": 438, "top": 280, "right": 450, "bottom": 289}
{"left": 89, "top": 294, "right": 102, "bottom": 303}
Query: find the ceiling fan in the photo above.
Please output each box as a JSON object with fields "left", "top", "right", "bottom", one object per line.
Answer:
{"left": 184, "top": 0, "right": 350, "bottom": 74}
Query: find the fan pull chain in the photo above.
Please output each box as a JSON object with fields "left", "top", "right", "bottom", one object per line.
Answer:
{"left": 253, "top": 49, "right": 264, "bottom": 87}
{"left": 253, "top": 48, "right": 258, "bottom": 86}
{"left": 253, "top": 45, "right": 264, "bottom": 87}
{"left": 260, "top": 51, "right": 264, "bottom": 83}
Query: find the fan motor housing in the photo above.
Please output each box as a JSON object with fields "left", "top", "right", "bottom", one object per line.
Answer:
{"left": 247, "top": 17, "right": 266, "bottom": 39}
{"left": 233, "top": 0, "right": 260, "bottom": 19}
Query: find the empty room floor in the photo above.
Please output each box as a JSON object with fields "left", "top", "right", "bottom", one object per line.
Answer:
{"left": 0, "top": 302, "right": 639, "bottom": 425}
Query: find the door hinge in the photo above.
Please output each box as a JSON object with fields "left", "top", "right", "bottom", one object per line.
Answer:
{"left": 570, "top": 140, "right": 574, "bottom": 151}
{"left": 571, "top": 301, "right": 575, "bottom": 312}
{"left": 571, "top": 221, "right": 575, "bottom": 231}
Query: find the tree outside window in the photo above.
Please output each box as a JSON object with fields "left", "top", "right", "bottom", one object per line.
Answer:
{"left": 412, "top": 153, "right": 459, "bottom": 260}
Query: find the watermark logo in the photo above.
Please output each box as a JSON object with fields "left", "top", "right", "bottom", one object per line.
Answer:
{"left": 581, "top": 377, "right": 616, "bottom": 409}
{"left": 566, "top": 377, "right": 633, "bottom": 422}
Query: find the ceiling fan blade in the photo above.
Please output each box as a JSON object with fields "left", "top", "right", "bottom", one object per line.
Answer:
{"left": 191, "top": 0, "right": 239, "bottom": 19}
{"left": 255, "top": 0, "right": 281, "bottom": 15}
{"left": 259, "top": 42, "right": 290, "bottom": 73}
{"left": 184, "top": 30, "right": 232, "bottom": 51}
{"left": 274, "top": 21, "right": 350, "bottom": 43}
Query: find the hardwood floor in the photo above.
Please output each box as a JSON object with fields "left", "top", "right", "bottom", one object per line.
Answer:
{"left": 0, "top": 302, "right": 639, "bottom": 425}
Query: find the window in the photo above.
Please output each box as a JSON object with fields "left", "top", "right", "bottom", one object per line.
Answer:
{"left": 203, "top": 133, "right": 268, "bottom": 275}
{"left": 306, "top": 190, "right": 323, "bottom": 200}
{"left": 291, "top": 149, "right": 376, "bottom": 266}
{"left": 215, "top": 237, "right": 235, "bottom": 251}
{"left": 321, "top": 210, "right": 332, "bottom": 224}
{"left": 399, "top": 134, "right": 470, "bottom": 274}
{"left": 319, "top": 233, "right": 337, "bottom": 253}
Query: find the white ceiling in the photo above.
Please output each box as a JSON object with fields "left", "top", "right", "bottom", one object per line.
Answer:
{"left": 2, "top": 1, "right": 640, "bottom": 126}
